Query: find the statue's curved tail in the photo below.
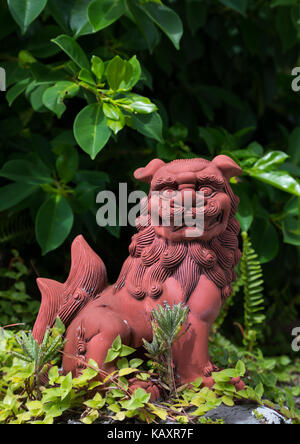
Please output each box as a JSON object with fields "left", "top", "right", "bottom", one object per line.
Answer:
{"left": 33, "top": 235, "right": 107, "bottom": 343}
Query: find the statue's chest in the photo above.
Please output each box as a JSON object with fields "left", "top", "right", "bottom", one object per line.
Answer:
{"left": 124, "top": 276, "right": 186, "bottom": 306}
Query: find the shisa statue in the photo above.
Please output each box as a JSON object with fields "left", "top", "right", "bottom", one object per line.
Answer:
{"left": 33, "top": 155, "right": 244, "bottom": 397}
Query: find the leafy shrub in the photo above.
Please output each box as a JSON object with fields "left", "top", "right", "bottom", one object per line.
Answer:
{"left": 1, "top": 328, "right": 299, "bottom": 424}
{"left": 1, "top": 0, "right": 300, "bottom": 423}
{"left": 0, "top": 250, "right": 39, "bottom": 327}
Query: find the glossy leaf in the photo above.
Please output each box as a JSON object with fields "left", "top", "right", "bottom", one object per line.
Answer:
{"left": 73, "top": 103, "right": 111, "bottom": 159}
{"left": 283, "top": 216, "right": 300, "bottom": 246}
{"left": 253, "top": 151, "right": 289, "bottom": 171}
{"left": 88, "top": 0, "right": 125, "bottom": 32}
{"left": 106, "top": 56, "right": 141, "bottom": 91}
{"left": 0, "top": 183, "right": 38, "bottom": 211}
{"left": 70, "top": 0, "right": 94, "bottom": 37}
{"left": 51, "top": 34, "right": 90, "bottom": 70}
{"left": 130, "top": 112, "right": 163, "bottom": 142}
{"left": 6, "top": 78, "right": 32, "bottom": 106}
{"left": 0, "top": 159, "right": 52, "bottom": 185}
{"left": 91, "top": 55, "right": 105, "bottom": 81}
{"left": 35, "top": 195, "right": 74, "bottom": 255}
{"left": 7, "top": 0, "right": 47, "bottom": 33}
{"left": 246, "top": 168, "right": 300, "bottom": 197}
{"left": 43, "top": 81, "right": 80, "bottom": 118}
{"left": 251, "top": 219, "right": 279, "bottom": 263}
{"left": 117, "top": 94, "right": 157, "bottom": 114}
{"left": 218, "top": 0, "right": 248, "bottom": 16}
{"left": 138, "top": 1, "right": 183, "bottom": 50}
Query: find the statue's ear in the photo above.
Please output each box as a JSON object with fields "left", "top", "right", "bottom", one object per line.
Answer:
{"left": 134, "top": 159, "right": 165, "bottom": 184}
{"left": 212, "top": 155, "right": 242, "bottom": 180}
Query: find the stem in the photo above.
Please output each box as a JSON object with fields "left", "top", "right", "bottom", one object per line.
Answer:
{"left": 166, "top": 347, "right": 176, "bottom": 395}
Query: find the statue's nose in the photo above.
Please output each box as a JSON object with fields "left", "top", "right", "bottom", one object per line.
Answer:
{"left": 177, "top": 185, "right": 197, "bottom": 207}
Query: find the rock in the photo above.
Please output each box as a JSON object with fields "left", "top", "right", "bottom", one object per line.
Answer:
{"left": 204, "top": 403, "right": 291, "bottom": 424}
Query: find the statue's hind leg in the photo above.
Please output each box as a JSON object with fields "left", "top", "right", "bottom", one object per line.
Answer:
{"left": 62, "top": 306, "right": 132, "bottom": 378}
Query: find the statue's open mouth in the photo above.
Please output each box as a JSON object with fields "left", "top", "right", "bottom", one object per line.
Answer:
{"left": 157, "top": 210, "right": 224, "bottom": 233}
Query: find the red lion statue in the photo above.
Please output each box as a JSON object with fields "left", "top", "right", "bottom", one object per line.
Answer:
{"left": 33, "top": 155, "right": 244, "bottom": 396}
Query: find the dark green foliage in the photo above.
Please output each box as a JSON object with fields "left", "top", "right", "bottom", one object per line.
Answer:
{"left": 240, "top": 231, "right": 266, "bottom": 351}
{"left": 0, "top": 0, "right": 300, "bottom": 422}
{"left": 0, "top": 250, "right": 39, "bottom": 327}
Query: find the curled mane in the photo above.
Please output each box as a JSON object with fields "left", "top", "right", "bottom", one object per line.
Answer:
{"left": 114, "top": 181, "right": 241, "bottom": 302}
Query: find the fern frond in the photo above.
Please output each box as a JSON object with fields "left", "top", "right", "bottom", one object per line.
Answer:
{"left": 241, "top": 231, "right": 266, "bottom": 351}
{"left": 0, "top": 212, "right": 33, "bottom": 244}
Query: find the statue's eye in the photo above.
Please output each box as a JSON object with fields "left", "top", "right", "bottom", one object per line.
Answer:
{"left": 161, "top": 188, "right": 177, "bottom": 198}
{"left": 199, "top": 186, "right": 214, "bottom": 197}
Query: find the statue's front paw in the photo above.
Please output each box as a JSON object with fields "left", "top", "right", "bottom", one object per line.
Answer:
{"left": 128, "top": 378, "right": 161, "bottom": 401}
{"left": 201, "top": 362, "right": 246, "bottom": 392}
{"left": 230, "top": 377, "right": 246, "bottom": 391}
{"left": 203, "top": 361, "right": 220, "bottom": 377}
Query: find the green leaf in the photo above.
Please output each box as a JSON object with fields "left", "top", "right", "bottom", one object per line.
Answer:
{"left": 91, "top": 55, "right": 105, "bottom": 81}
{"left": 138, "top": 1, "right": 183, "bottom": 50}
{"left": 148, "top": 403, "right": 168, "bottom": 420}
{"left": 233, "top": 183, "right": 254, "bottom": 232}
{"left": 51, "top": 34, "right": 90, "bottom": 70}
{"left": 275, "top": 6, "right": 297, "bottom": 51}
{"left": 127, "top": 56, "right": 142, "bottom": 89}
{"left": 73, "top": 103, "right": 111, "bottom": 159}
{"left": 235, "top": 360, "right": 246, "bottom": 377}
{"left": 288, "top": 127, "right": 300, "bottom": 164}
{"left": 84, "top": 393, "right": 105, "bottom": 409}
{"left": 106, "top": 56, "right": 133, "bottom": 91}
{"left": 246, "top": 168, "right": 300, "bottom": 197}
{"left": 253, "top": 151, "right": 289, "bottom": 171}
{"left": 105, "top": 349, "right": 120, "bottom": 363}
{"left": 255, "top": 382, "right": 264, "bottom": 400}
{"left": 88, "top": 0, "right": 125, "bottom": 32}
{"left": 0, "top": 159, "right": 52, "bottom": 185}
{"left": 111, "top": 335, "right": 122, "bottom": 352}
{"left": 54, "top": 145, "right": 79, "bottom": 183}
{"left": 283, "top": 216, "right": 300, "bottom": 246}
{"left": 43, "top": 81, "right": 80, "bottom": 118}
{"left": 129, "top": 358, "right": 143, "bottom": 368}
{"left": 118, "top": 367, "right": 137, "bottom": 377}
{"left": 78, "top": 68, "right": 96, "bottom": 86}
{"left": 133, "top": 387, "right": 151, "bottom": 403}
{"left": 119, "top": 344, "right": 136, "bottom": 357}
{"left": 35, "top": 195, "right": 74, "bottom": 255}
{"left": 70, "top": 0, "right": 94, "bottom": 37}
{"left": 0, "top": 183, "right": 38, "bottom": 211}
{"left": 186, "top": 0, "right": 207, "bottom": 35}
{"left": 81, "top": 409, "right": 99, "bottom": 424}
{"left": 7, "top": 0, "right": 47, "bottom": 33}
{"left": 103, "top": 102, "right": 122, "bottom": 120}
{"left": 222, "top": 395, "right": 234, "bottom": 406}
{"left": 60, "top": 372, "right": 73, "bottom": 400}
{"left": 251, "top": 218, "right": 279, "bottom": 264}
{"left": 218, "top": 0, "right": 248, "bottom": 16}
{"left": 126, "top": 0, "right": 160, "bottom": 53}
{"left": 130, "top": 112, "right": 163, "bottom": 142}
{"left": 29, "top": 84, "right": 51, "bottom": 112}
{"left": 6, "top": 78, "right": 32, "bottom": 106}
{"left": 117, "top": 94, "right": 157, "bottom": 114}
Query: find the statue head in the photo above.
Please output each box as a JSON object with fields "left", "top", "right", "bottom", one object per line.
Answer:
{"left": 134, "top": 156, "right": 242, "bottom": 242}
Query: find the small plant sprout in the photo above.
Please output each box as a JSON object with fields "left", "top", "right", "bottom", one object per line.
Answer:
{"left": 11, "top": 318, "right": 65, "bottom": 398}
{"left": 143, "top": 302, "right": 189, "bottom": 395}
